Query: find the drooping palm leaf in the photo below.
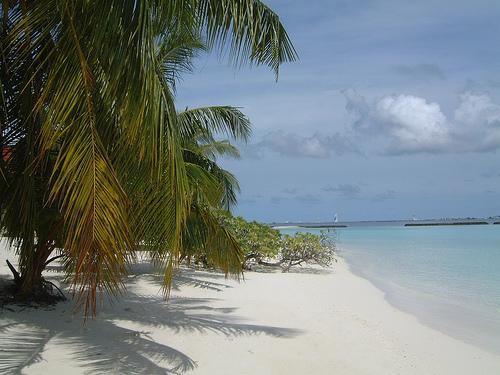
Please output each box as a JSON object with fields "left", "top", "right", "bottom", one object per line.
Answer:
{"left": 197, "top": 0, "right": 298, "bottom": 77}
{"left": 199, "top": 139, "right": 241, "bottom": 159}
{"left": 178, "top": 105, "right": 251, "bottom": 142}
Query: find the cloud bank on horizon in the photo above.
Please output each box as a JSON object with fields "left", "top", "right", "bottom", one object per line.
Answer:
{"left": 246, "top": 91, "right": 500, "bottom": 158}
{"left": 346, "top": 91, "right": 500, "bottom": 155}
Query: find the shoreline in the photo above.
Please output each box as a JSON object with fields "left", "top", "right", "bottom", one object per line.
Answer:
{"left": 339, "top": 248, "right": 500, "bottom": 356}
{"left": 1, "top": 246, "right": 500, "bottom": 373}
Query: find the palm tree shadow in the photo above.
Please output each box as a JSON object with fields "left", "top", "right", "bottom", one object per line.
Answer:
{"left": 128, "top": 260, "right": 235, "bottom": 292}
{"left": 0, "top": 310, "right": 195, "bottom": 375}
{"left": 0, "top": 267, "right": 301, "bottom": 374}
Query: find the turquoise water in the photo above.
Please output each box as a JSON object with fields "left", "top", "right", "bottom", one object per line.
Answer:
{"left": 280, "top": 224, "right": 500, "bottom": 354}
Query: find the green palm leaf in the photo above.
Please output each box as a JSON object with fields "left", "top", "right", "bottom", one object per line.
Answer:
{"left": 178, "top": 105, "right": 251, "bottom": 142}
{"left": 198, "top": 0, "right": 298, "bottom": 76}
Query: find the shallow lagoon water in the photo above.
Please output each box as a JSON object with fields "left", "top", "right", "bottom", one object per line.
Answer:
{"left": 280, "top": 223, "right": 500, "bottom": 353}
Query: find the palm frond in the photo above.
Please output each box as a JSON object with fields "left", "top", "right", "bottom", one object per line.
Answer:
{"left": 34, "top": 2, "right": 133, "bottom": 315}
{"left": 155, "top": 27, "right": 206, "bottom": 92}
{"left": 198, "top": 139, "right": 241, "bottom": 160}
{"left": 183, "top": 203, "right": 243, "bottom": 276}
{"left": 183, "top": 146, "right": 240, "bottom": 210}
{"left": 178, "top": 105, "right": 251, "bottom": 142}
{"left": 197, "top": 0, "right": 298, "bottom": 77}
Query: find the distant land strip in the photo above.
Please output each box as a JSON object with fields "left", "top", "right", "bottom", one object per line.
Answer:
{"left": 404, "top": 222, "right": 489, "bottom": 227}
{"left": 270, "top": 219, "right": 500, "bottom": 229}
{"left": 299, "top": 224, "right": 348, "bottom": 228}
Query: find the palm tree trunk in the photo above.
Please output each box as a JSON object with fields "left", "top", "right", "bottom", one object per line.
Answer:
{"left": 20, "top": 244, "right": 53, "bottom": 296}
{"left": 6, "top": 238, "right": 57, "bottom": 298}
{"left": 7, "top": 248, "right": 51, "bottom": 293}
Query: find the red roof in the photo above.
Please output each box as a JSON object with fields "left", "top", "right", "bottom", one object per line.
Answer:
{"left": 2, "top": 147, "right": 12, "bottom": 162}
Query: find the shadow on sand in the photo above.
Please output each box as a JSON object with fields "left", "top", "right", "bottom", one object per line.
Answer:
{"left": 247, "top": 264, "right": 333, "bottom": 275}
{"left": 0, "top": 262, "right": 301, "bottom": 374}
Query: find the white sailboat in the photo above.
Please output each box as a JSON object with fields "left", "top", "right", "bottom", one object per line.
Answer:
{"left": 333, "top": 213, "right": 338, "bottom": 224}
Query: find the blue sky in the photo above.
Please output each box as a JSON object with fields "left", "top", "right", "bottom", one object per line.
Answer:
{"left": 178, "top": 0, "right": 500, "bottom": 222}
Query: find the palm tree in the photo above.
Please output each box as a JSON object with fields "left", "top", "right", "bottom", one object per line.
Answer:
{"left": 0, "top": 0, "right": 296, "bottom": 315}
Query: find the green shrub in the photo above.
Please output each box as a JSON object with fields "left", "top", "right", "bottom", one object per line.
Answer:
{"left": 279, "top": 232, "right": 335, "bottom": 272}
{"left": 217, "top": 214, "right": 335, "bottom": 272}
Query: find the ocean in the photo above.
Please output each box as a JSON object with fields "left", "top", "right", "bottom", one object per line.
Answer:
{"left": 279, "top": 223, "right": 500, "bottom": 354}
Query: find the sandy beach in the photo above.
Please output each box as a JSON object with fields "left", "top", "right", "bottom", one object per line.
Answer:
{"left": 1, "top": 244, "right": 500, "bottom": 374}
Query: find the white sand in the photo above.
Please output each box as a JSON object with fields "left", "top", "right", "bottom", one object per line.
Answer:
{"left": 1, "top": 244, "right": 500, "bottom": 374}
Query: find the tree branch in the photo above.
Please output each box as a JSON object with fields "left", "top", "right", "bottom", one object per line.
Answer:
{"left": 6, "top": 259, "right": 21, "bottom": 285}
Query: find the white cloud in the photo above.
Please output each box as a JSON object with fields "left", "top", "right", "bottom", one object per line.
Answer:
{"left": 453, "top": 93, "right": 500, "bottom": 151}
{"left": 374, "top": 95, "right": 451, "bottom": 154}
{"left": 247, "top": 130, "right": 360, "bottom": 159}
{"left": 345, "top": 91, "right": 500, "bottom": 154}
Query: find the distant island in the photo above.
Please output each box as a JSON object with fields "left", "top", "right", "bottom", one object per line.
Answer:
{"left": 297, "top": 224, "right": 348, "bottom": 228}
{"left": 404, "top": 221, "right": 489, "bottom": 227}
{"left": 271, "top": 217, "right": 500, "bottom": 229}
